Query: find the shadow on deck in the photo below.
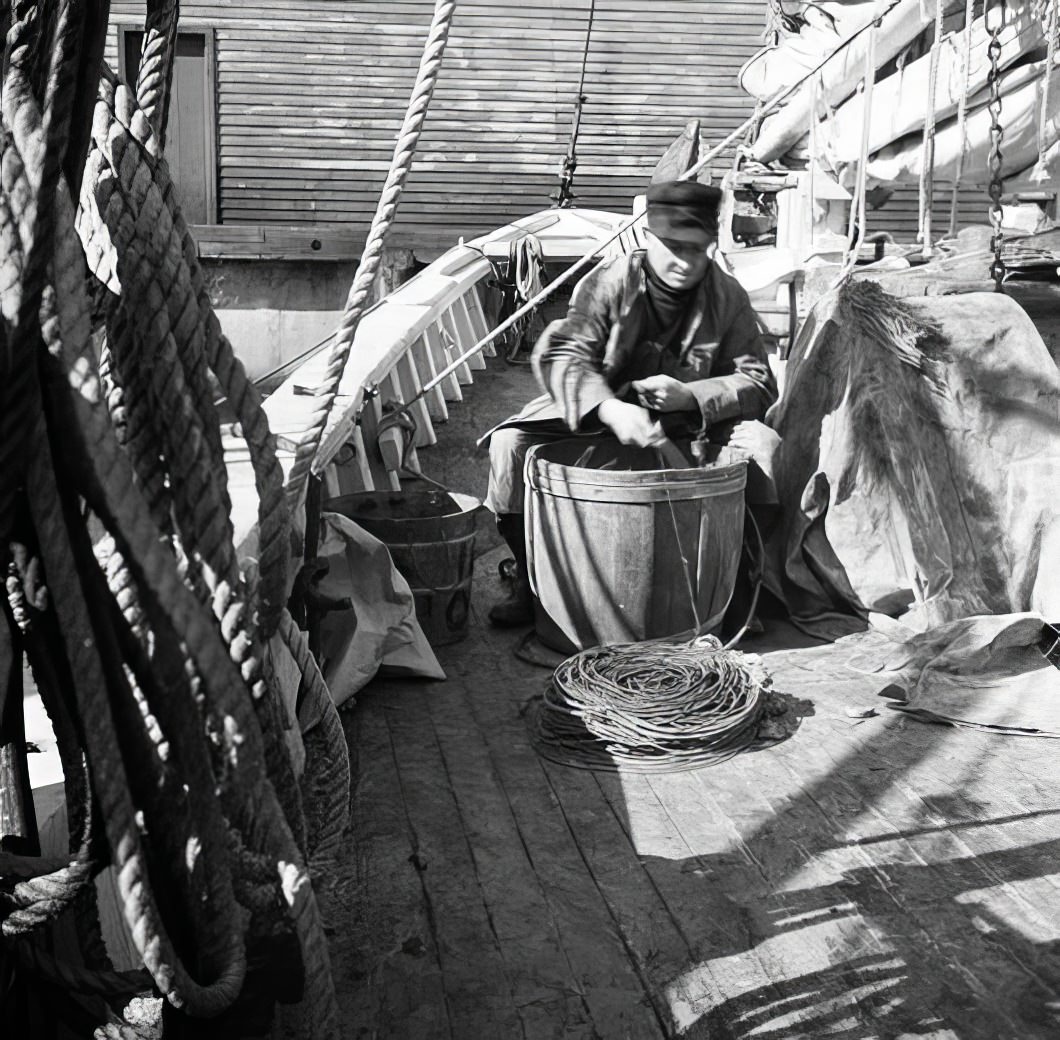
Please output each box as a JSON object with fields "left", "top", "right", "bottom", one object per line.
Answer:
{"left": 323, "top": 547, "right": 1060, "bottom": 1040}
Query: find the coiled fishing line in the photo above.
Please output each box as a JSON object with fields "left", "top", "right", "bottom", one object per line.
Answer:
{"left": 530, "top": 635, "right": 770, "bottom": 772}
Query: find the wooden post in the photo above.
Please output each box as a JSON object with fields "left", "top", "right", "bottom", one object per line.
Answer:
{"left": 0, "top": 602, "right": 38, "bottom": 856}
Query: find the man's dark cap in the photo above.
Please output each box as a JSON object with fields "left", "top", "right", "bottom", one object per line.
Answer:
{"left": 645, "top": 180, "right": 722, "bottom": 242}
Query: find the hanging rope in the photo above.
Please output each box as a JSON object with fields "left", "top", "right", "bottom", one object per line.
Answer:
{"left": 835, "top": 16, "right": 878, "bottom": 284}
{"left": 135, "top": 0, "right": 179, "bottom": 147}
{"left": 553, "top": 0, "right": 596, "bottom": 206}
{"left": 531, "top": 636, "right": 769, "bottom": 772}
{"left": 948, "top": 0, "right": 977, "bottom": 237}
{"left": 2, "top": 0, "right": 352, "bottom": 1034}
{"left": 917, "top": 0, "right": 947, "bottom": 256}
{"left": 1038, "top": 0, "right": 1058, "bottom": 167}
{"left": 284, "top": 0, "right": 458, "bottom": 511}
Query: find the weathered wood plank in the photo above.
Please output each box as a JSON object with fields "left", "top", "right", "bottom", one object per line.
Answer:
{"left": 381, "top": 690, "right": 524, "bottom": 1039}
{"left": 424, "top": 677, "right": 597, "bottom": 1039}
{"left": 729, "top": 642, "right": 1060, "bottom": 1039}
{"left": 459, "top": 624, "right": 670, "bottom": 1039}
{"left": 329, "top": 704, "right": 452, "bottom": 1039}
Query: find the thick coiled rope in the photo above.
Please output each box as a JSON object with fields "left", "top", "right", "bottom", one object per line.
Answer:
{"left": 2, "top": 0, "right": 349, "bottom": 1034}
{"left": 277, "top": 609, "right": 351, "bottom": 878}
{"left": 283, "top": 0, "right": 458, "bottom": 510}
{"left": 531, "top": 636, "right": 770, "bottom": 773}
{"left": 135, "top": 0, "right": 178, "bottom": 146}
{"left": 80, "top": 70, "right": 290, "bottom": 641}
{"left": 62, "top": 162, "right": 337, "bottom": 1033}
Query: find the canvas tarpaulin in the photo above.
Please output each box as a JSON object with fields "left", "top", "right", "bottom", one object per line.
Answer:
{"left": 850, "top": 613, "right": 1060, "bottom": 734}
{"left": 757, "top": 279, "right": 1060, "bottom": 730}
{"left": 316, "top": 513, "right": 444, "bottom": 706}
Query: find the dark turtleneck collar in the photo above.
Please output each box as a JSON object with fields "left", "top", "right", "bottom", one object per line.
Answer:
{"left": 643, "top": 255, "right": 703, "bottom": 344}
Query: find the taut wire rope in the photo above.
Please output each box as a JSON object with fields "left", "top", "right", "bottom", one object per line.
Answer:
{"left": 553, "top": 0, "right": 596, "bottom": 206}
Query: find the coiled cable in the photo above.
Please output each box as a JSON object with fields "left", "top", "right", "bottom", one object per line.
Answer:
{"left": 531, "top": 635, "right": 770, "bottom": 773}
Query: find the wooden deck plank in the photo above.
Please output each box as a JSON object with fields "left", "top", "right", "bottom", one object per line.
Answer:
{"left": 806, "top": 723, "right": 1060, "bottom": 1032}
{"left": 534, "top": 759, "right": 692, "bottom": 1035}
{"left": 596, "top": 768, "right": 803, "bottom": 1037}
{"left": 696, "top": 744, "right": 947, "bottom": 1038}
{"left": 330, "top": 704, "right": 452, "bottom": 1040}
{"left": 460, "top": 623, "right": 670, "bottom": 1039}
{"left": 380, "top": 689, "right": 525, "bottom": 1039}
{"left": 423, "top": 677, "right": 597, "bottom": 1039}
{"left": 641, "top": 766, "right": 869, "bottom": 1038}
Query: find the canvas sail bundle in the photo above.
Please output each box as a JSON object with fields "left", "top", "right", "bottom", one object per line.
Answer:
{"left": 840, "top": 54, "right": 1060, "bottom": 187}
{"left": 821, "top": 4, "right": 1047, "bottom": 165}
{"left": 747, "top": 0, "right": 948, "bottom": 163}
{"left": 745, "top": 0, "right": 1058, "bottom": 201}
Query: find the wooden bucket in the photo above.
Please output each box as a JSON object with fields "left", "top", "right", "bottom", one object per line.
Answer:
{"left": 525, "top": 439, "right": 747, "bottom": 653}
{"left": 325, "top": 490, "right": 480, "bottom": 646}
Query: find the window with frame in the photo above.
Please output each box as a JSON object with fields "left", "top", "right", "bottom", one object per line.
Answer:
{"left": 119, "top": 27, "right": 218, "bottom": 225}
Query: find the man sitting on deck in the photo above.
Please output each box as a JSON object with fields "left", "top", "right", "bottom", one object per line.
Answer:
{"left": 482, "top": 180, "right": 778, "bottom": 626}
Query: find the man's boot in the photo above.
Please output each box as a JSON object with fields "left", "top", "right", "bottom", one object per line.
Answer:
{"left": 489, "top": 513, "right": 534, "bottom": 627}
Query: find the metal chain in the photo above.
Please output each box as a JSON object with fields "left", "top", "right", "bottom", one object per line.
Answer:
{"left": 987, "top": 0, "right": 1007, "bottom": 291}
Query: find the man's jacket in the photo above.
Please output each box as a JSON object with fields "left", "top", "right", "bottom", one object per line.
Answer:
{"left": 517, "top": 250, "right": 777, "bottom": 433}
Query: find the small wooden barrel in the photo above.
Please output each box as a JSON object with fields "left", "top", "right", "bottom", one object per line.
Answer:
{"left": 326, "top": 490, "right": 480, "bottom": 646}
{"left": 525, "top": 439, "right": 746, "bottom": 653}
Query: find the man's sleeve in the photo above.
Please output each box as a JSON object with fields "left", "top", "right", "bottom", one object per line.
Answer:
{"left": 531, "top": 261, "right": 619, "bottom": 430}
{"left": 685, "top": 287, "right": 779, "bottom": 428}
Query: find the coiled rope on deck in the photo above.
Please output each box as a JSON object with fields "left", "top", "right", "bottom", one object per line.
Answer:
{"left": 531, "top": 636, "right": 770, "bottom": 773}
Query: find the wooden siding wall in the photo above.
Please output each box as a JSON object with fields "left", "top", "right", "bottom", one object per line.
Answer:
{"left": 104, "top": 1, "right": 998, "bottom": 248}
{"left": 105, "top": 0, "right": 767, "bottom": 245}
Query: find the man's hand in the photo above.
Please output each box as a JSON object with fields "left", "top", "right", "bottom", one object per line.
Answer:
{"left": 631, "top": 375, "right": 697, "bottom": 413}
{"left": 597, "top": 399, "right": 666, "bottom": 447}
{"left": 727, "top": 419, "right": 781, "bottom": 463}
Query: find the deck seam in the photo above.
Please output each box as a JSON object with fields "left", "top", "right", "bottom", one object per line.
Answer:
{"left": 381, "top": 703, "right": 457, "bottom": 1040}
{"left": 421, "top": 689, "right": 532, "bottom": 1040}
{"left": 537, "top": 759, "right": 676, "bottom": 1038}
{"left": 445, "top": 677, "right": 599, "bottom": 1031}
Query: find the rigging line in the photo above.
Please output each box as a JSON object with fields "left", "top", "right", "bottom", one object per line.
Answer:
{"left": 554, "top": 0, "right": 597, "bottom": 206}
{"left": 289, "top": 0, "right": 459, "bottom": 494}
{"left": 576, "top": 0, "right": 596, "bottom": 100}
{"left": 1039, "top": 0, "right": 1058, "bottom": 164}
{"left": 918, "top": 0, "right": 947, "bottom": 256}
{"left": 835, "top": 16, "right": 878, "bottom": 286}
{"left": 948, "top": 0, "right": 976, "bottom": 237}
